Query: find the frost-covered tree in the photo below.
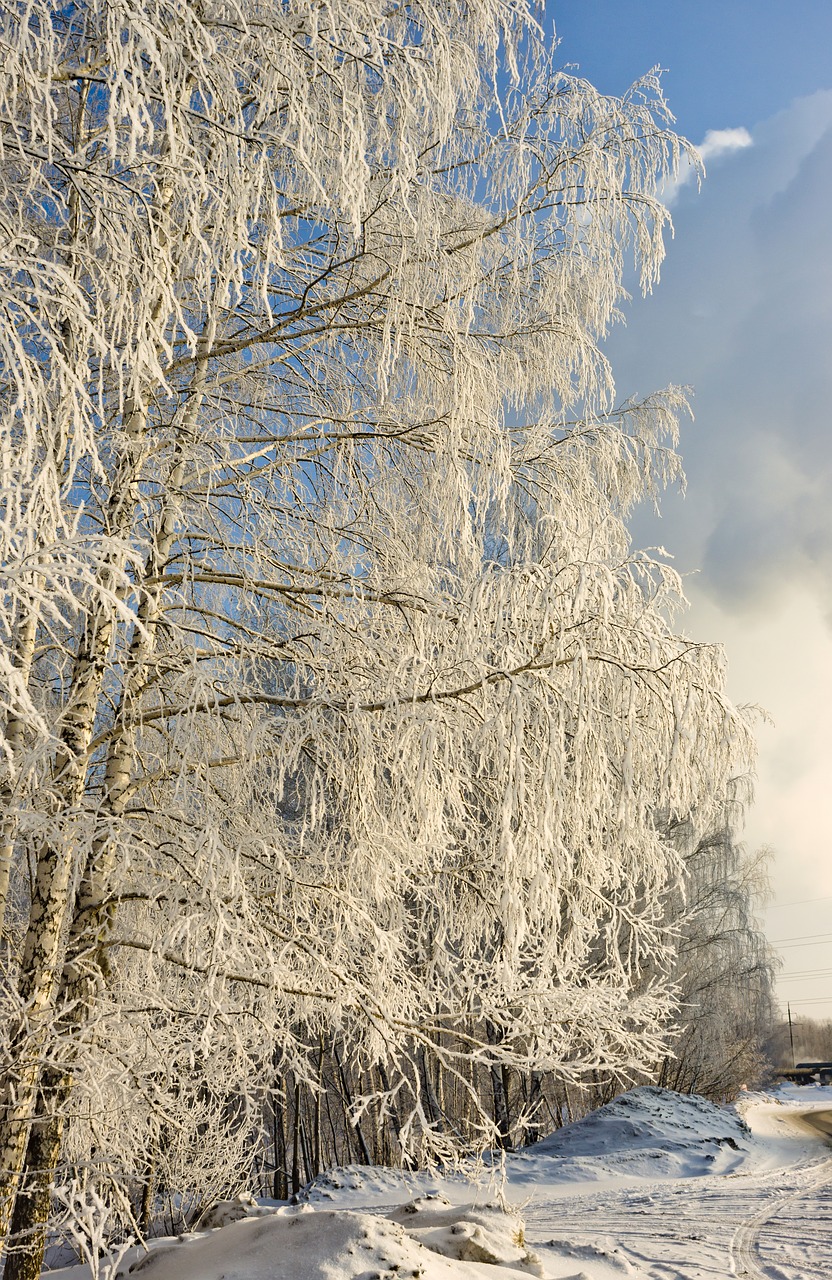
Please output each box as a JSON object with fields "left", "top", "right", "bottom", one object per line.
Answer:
{"left": 658, "top": 788, "right": 776, "bottom": 1098}
{"left": 766, "top": 1014, "right": 832, "bottom": 1070}
{"left": 0, "top": 0, "right": 755, "bottom": 1271}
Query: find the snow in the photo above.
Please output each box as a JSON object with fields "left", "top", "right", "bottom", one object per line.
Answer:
{"left": 506, "top": 1085, "right": 754, "bottom": 1184}
{"left": 46, "top": 1085, "right": 832, "bottom": 1280}
{"left": 50, "top": 1202, "right": 543, "bottom": 1280}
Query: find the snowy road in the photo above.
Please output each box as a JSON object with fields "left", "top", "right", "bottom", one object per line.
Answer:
{"left": 729, "top": 1109, "right": 832, "bottom": 1280}
{"left": 516, "top": 1098, "right": 832, "bottom": 1280}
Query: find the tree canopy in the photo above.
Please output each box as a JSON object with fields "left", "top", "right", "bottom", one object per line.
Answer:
{"left": 0, "top": 3, "right": 766, "bottom": 1274}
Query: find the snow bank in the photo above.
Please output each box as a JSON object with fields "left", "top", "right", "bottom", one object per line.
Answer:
{"left": 73, "top": 1198, "right": 542, "bottom": 1280}
{"left": 305, "top": 1087, "right": 759, "bottom": 1214}
{"left": 506, "top": 1086, "right": 754, "bottom": 1187}
{"left": 387, "top": 1196, "right": 543, "bottom": 1274}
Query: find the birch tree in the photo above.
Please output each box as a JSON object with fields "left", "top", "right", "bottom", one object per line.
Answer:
{"left": 658, "top": 789, "right": 776, "bottom": 1098}
{"left": 0, "top": 0, "right": 755, "bottom": 1270}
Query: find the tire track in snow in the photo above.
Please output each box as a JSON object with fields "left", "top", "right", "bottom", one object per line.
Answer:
{"left": 729, "top": 1109, "right": 832, "bottom": 1279}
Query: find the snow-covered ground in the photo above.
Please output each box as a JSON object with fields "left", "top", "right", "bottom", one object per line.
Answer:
{"left": 48, "top": 1085, "right": 832, "bottom": 1280}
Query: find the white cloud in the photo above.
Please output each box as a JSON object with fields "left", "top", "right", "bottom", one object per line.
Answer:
{"left": 618, "top": 90, "right": 832, "bottom": 611}
{"left": 662, "top": 125, "right": 753, "bottom": 205}
{"left": 605, "top": 91, "right": 832, "bottom": 943}
{"left": 697, "top": 126, "right": 753, "bottom": 162}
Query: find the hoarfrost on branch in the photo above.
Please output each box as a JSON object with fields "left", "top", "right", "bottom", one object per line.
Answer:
{"left": 0, "top": 0, "right": 756, "bottom": 1266}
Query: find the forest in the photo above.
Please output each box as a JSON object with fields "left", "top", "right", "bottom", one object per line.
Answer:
{"left": 0, "top": 2, "right": 775, "bottom": 1276}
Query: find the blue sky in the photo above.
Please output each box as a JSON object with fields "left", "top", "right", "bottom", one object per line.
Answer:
{"left": 544, "top": 2, "right": 832, "bottom": 1028}
{"left": 548, "top": 1, "right": 832, "bottom": 138}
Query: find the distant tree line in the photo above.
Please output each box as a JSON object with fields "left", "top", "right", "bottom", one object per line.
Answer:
{"left": 767, "top": 1015, "right": 832, "bottom": 1070}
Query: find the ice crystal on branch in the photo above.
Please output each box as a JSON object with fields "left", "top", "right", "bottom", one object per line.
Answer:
{"left": 0, "top": 0, "right": 751, "bottom": 1268}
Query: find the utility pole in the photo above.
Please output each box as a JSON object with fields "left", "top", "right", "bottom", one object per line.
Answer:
{"left": 788, "top": 1002, "right": 796, "bottom": 1069}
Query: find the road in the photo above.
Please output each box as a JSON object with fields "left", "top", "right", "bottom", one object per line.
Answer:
{"left": 801, "top": 1109, "right": 832, "bottom": 1140}
{"left": 520, "top": 1103, "right": 832, "bottom": 1280}
{"left": 729, "top": 1114, "right": 832, "bottom": 1280}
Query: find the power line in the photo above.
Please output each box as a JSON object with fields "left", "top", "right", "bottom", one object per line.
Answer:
{"left": 773, "top": 940, "right": 832, "bottom": 951}
{"left": 780, "top": 996, "right": 832, "bottom": 1007}
{"left": 773, "top": 967, "right": 829, "bottom": 977}
{"left": 777, "top": 968, "right": 832, "bottom": 981}
{"left": 770, "top": 930, "right": 832, "bottom": 944}
{"left": 768, "top": 893, "right": 832, "bottom": 910}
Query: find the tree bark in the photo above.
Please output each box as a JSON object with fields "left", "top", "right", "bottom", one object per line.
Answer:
{"left": 485, "top": 1022, "right": 511, "bottom": 1150}
{"left": 271, "top": 1082, "right": 288, "bottom": 1201}
{"left": 0, "top": 401, "right": 147, "bottom": 1257}
{"left": 291, "top": 1081, "right": 301, "bottom": 1198}
{"left": 333, "top": 1044, "right": 371, "bottom": 1166}
{"left": 3, "top": 1070, "right": 68, "bottom": 1280}
{"left": 0, "top": 337, "right": 211, "bottom": 1268}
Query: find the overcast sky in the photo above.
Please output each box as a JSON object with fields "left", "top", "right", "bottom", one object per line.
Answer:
{"left": 546, "top": 1, "right": 832, "bottom": 1024}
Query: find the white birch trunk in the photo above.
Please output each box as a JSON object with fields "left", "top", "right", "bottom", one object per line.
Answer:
{"left": 66, "top": 338, "right": 210, "bottom": 977}
{"left": 0, "top": 344, "right": 211, "bottom": 1266}
{"left": 0, "top": 403, "right": 147, "bottom": 1247}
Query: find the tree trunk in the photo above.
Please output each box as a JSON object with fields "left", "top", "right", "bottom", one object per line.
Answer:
{"left": 291, "top": 1081, "right": 301, "bottom": 1197}
{"left": 139, "top": 1158, "right": 155, "bottom": 1238}
{"left": 4, "top": 1070, "right": 68, "bottom": 1280}
{"left": 271, "top": 1080, "right": 288, "bottom": 1202}
{"left": 418, "top": 1047, "right": 443, "bottom": 1131}
{"left": 324, "top": 1087, "right": 340, "bottom": 1171}
{"left": 0, "top": 752, "right": 97, "bottom": 1247}
{"left": 377, "top": 1061, "right": 410, "bottom": 1168}
{"left": 313, "top": 1040, "right": 324, "bottom": 1178}
{"left": 490, "top": 1063, "right": 512, "bottom": 1149}
{"left": 0, "top": 400, "right": 148, "bottom": 1257}
{"left": 525, "top": 1070, "right": 545, "bottom": 1145}
{"left": 333, "top": 1044, "right": 371, "bottom": 1165}
{"left": 0, "top": 346, "right": 209, "bottom": 1266}
{"left": 485, "top": 1022, "right": 511, "bottom": 1150}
